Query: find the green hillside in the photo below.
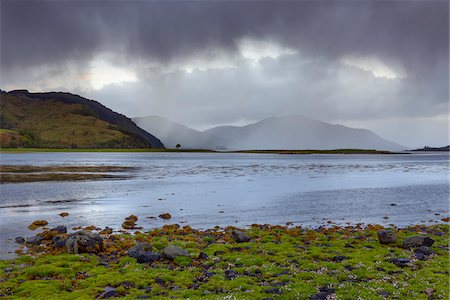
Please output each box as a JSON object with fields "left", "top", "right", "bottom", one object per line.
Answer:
{"left": 0, "top": 90, "right": 164, "bottom": 149}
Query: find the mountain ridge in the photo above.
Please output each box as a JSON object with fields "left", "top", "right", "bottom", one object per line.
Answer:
{"left": 0, "top": 90, "right": 164, "bottom": 148}
{"left": 135, "top": 115, "right": 404, "bottom": 151}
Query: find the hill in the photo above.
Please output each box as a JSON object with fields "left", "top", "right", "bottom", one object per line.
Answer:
{"left": 203, "top": 115, "right": 404, "bottom": 151}
{"left": 0, "top": 90, "right": 164, "bottom": 149}
{"left": 133, "top": 116, "right": 229, "bottom": 150}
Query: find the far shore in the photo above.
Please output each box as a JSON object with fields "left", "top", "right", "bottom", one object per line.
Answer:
{"left": 0, "top": 148, "right": 408, "bottom": 154}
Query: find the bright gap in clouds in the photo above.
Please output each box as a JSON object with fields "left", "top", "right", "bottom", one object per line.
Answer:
{"left": 89, "top": 58, "right": 137, "bottom": 90}
{"left": 342, "top": 56, "right": 405, "bottom": 79}
{"left": 239, "top": 38, "right": 297, "bottom": 65}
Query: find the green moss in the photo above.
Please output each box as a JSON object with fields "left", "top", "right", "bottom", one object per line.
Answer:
{"left": 0, "top": 224, "right": 448, "bottom": 299}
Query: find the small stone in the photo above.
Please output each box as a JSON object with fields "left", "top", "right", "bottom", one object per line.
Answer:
{"left": 377, "top": 230, "right": 397, "bottom": 244}
{"left": 161, "top": 245, "right": 189, "bottom": 260}
{"left": 265, "top": 288, "right": 282, "bottom": 294}
{"left": 26, "top": 235, "right": 43, "bottom": 245}
{"left": 59, "top": 212, "right": 69, "bottom": 217}
{"left": 143, "top": 286, "right": 152, "bottom": 292}
{"left": 310, "top": 287, "right": 335, "bottom": 300}
{"left": 390, "top": 203, "right": 397, "bottom": 206}
{"left": 379, "top": 290, "right": 390, "bottom": 297}
{"left": 198, "top": 252, "right": 208, "bottom": 260}
{"left": 98, "top": 286, "right": 118, "bottom": 298}
{"left": 232, "top": 230, "right": 251, "bottom": 243}
{"left": 403, "top": 236, "right": 434, "bottom": 248}
{"left": 332, "top": 255, "right": 349, "bottom": 262}
{"left": 389, "top": 257, "right": 411, "bottom": 267}
{"left": 15, "top": 236, "right": 25, "bottom": 244}
{"left": 158, "top": 213, "right": 172, "bottom": 220}
{"left": 225, "top": 269, "right": 238, "bottom": 280}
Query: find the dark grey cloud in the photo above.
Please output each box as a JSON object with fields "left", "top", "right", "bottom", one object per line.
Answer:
{"left": 1, "top": 0, "right": 448, "bottom": 76}
{"left": 1, "top": 0, "right": 448, "bottom": 147}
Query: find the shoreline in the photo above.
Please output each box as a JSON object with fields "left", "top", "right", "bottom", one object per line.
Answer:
{"left": 1, "top": 219, "right": 448, "bottom": 299}
{"left": 0, "top": 148, "right": 408, "bottom": 155}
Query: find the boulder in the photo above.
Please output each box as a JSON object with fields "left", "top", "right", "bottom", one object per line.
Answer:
{"left": 232, "top": 230, "right": 251, "bottom": 243}
{"left": 161, "top": 245, "right": 189, "bottom": 260}
{"left": 65, "top": 230, "right": 103, "bottom": 254}
{"left": 377, "top": 230, "right": 397, "bottom": 244}
{"left": 52, "top": 235, "right": 67, "bottom": 248}
{"left": 403, "top": 236, "right": 434, "bottom": 248}
{"left": 128, "top": 243, "right": 161, "bottom": 263}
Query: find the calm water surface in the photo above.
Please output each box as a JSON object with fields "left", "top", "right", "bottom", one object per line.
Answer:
{"left": 0, "top": 152, "right": 449, "bottom": 258}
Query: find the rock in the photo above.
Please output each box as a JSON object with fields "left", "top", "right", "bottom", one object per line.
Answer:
{"left": 232, "top": 230, "right": 251, "bottom": 243}
{"left": 198, "top": 252, "right": 208, "bottom": 260}
{"left": 136, "top": 252, "right": 161, "bottom": 263}
{"left": 28, "top": 220, "right": 48, "bottom": 230}
{"left": 377, "top": 230, "right": 397, "bottom": 244}
{"left": 122, "top": 215, "right": 139, "bottom": 229}
{"left": 265, "top": 288, "right": 282, "bottom": 294}
{"left": 225, "top": 269, "right": 238, "bottom": 280}
{"left": 161, "top": 245, "right": 189, "bottom": 260}
{"left": 158, "top": 213, "right": 172, "bottom": 220}
{"left": 128, "top": 244, "right": 161, "bottom": 263}
{"left": 332, "top": 255, "right": 349, "bottom": 262}
{"left": 59, "top": 212, "right": 69, "bottom": 217}
{"left": 52, "top": 225, "right": 67, "bottom": 234}
{"left": 52, "top": 235, "right": 67, "bottom": 248}
{"left": 310, "top": 288, "right": 335, "bottom": 300}
{"left": 98, "top": 286, "right": 118, "bottom": 298}
{"left": 414, "top": 246, "right": 436, "bottom": 260}
{"left": 403, "top": 236, "right": 434, "bottom": 248}
{"left": 15, "top": 236, "right": 25, "bottom": 244}
{"left": 389, "top": 257, "right": 411, "bottom": 267}
{"left": 65, "top": 230, "right": 103, "bottom": 254}
{"left": 26, "top": 235, "right": 43, "bottom": 245}
{"left": 128, "top": 243, "right": 152, "bottom": 257}
{"left": 379, "top": 290, "right": 390, "bottom": 297}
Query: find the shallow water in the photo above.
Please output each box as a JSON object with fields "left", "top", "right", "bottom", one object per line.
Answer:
{"left": 0, "top": 152, "right": 449, "bottom": 258}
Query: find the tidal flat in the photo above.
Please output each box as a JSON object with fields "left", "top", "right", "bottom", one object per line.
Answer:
{"left": 0, "top": 221, "right": 449, "bottom": 299}
{"left": 0, "top": 165, "right": 135, "bottom": 183}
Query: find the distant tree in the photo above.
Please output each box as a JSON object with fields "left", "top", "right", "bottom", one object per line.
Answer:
{"left": 176, "top": 144, "right": 181, "bottom": 149}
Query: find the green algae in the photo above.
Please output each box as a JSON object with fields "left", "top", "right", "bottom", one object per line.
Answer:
{"left": 0, "top": 224, "right": 448, "bottom": 299}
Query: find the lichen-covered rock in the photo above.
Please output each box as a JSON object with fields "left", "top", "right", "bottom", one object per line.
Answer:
{"left": 65, "top": 230, "right": 103, "bottom": 254}
{"left": 122, "top": 215, "right": 139, "bottom": 229}
{"left": 161, "top": 245, "right": 189, "bottom": 259}
{"left": 159, "top": 213, "right": 172, "bottom": 220}
{"left": 232, "top": 230, "right": 251, "bottom": 243}
{"left": 28, "top": 220, "right": 48, "bottom": 230}
{"left": 403, "top": 236, "right": 434, "bottom": 248}
{"left": 377, "top": 230, "right": 397, "bottom": 244}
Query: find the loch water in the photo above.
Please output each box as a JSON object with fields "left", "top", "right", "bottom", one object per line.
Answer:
{"left": 0, "top": 152, "right": 448, "bottom": 258}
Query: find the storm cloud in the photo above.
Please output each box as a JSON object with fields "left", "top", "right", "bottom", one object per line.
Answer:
{"left": 1, "top": 0, "right": 448, "bottom": 147}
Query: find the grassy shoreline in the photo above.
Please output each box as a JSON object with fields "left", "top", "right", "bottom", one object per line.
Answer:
{"left": 0, "top": 148, "right": 406, "bottom": 154}
{"left": 1, "top": 222, "right": 448, "bottom": 299}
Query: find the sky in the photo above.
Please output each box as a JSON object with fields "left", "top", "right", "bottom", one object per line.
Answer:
{"left": 1, "top": 0, "right": 448, "bottom": 148}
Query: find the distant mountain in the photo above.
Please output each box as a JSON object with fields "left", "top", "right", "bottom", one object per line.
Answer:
{"left": 204, "top": 115, "right": 404, "bottom": 151}
{"left": 135, "top": 115, "right": 404, "bottom": 151}
{"left": 0, "top": 90, "right": 164, "bottom": 148}
{"left": 411, "top": 145, "right": 449, "bottom": 152}
{"left": 133, "top": 115, "right": 229, "bottom": 149}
